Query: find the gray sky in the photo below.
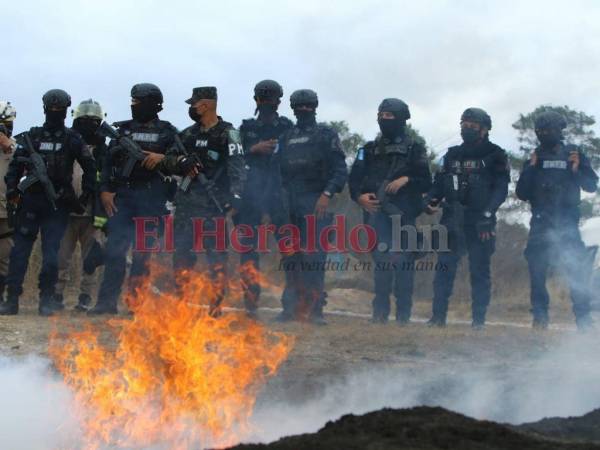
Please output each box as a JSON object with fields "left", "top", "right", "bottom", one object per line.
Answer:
{"left": 4, "top": 0, "right": 600, "bottom": 156}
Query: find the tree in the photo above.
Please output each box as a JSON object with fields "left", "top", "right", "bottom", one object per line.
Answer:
{"left": 327, "top": 120, "right": 366, "bottom": 156}
{"left": 512, "top": 105, "right": 600, "bottom": 169}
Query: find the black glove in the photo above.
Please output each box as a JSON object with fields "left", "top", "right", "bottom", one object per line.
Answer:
{"left": 475, "top": 215, "right": 495, "bottom": 236}
{"left": 177, "top": 155, "right": 201, "bottom": 175}
{"left": 6, "top": 189, "right": 19, "bottom": 203}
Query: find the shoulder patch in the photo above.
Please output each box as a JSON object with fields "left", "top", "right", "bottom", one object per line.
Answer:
{"left": 227, "top": 129, "right": 244, "bottom": 156}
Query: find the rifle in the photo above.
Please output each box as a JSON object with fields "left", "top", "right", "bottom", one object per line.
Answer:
{"left": 172, "top": 134, "right": 224, "bottom": 213}
{"left": 96, "top": 121, "right": 146, "bottom": 179}
{"left": 17, "top": 133, "right": 59, "bottom": 211}
{"left": 367, "top": 156, "right": 406, "bottom": 228}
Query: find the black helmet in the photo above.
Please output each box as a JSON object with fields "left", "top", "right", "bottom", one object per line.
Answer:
{"left": 42, "top": 89, "right": 71, "bottom": 109}
{"left": 378, "top": 98, "right": 410, "bottom": 120}
{"left": 461, "top": 107, "right": 492, "bottom": 129}
{"left": 131, "top": 83, "right": 163, "bottom": 104}
{"left": 534, "top": 111, "right": 567, "bottom": 130}
{"left": 254, "top": 79, "right": 283, "bottom": 99}
{"left": 290, "top": 89, "right": 318, "bottom": 108}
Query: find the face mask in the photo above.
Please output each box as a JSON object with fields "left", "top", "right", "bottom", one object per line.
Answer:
{"left": 188, "top": 106, "right": 202, "bottom": 123}
{"left": 461, "top": 127, "right": 481, "bottom": 145}
{"left": 45, "top": 108, "right": 67, "bottom": 129}
{"left": 294, "top": 109, "right": 316, "bottom": 127}
{"left": 536, "top": 129, "right": 561, "bottom": 148}
{"left": 378, "top": 118, "right": 405, "bottom": 138}
{"left": 256, "top": 103, "right": 277, "bottom": 116}
{"left": 131, "top": 102, "right": 159, "bottom": 123}
{"left": 73, "top": 118, "right": 101, "bottom": 142}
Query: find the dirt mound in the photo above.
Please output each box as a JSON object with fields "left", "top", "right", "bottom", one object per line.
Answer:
{"left": 227, "top": 406, "right": 600, "bottom": 450}
{"left": 517, "top": 409, "right": 600, "bottom": 443}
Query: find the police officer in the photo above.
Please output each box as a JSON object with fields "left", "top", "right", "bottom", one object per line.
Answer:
{"left": 88, "top": 83, "right": 177, "bottom": 315}
{"left": 0, "top": 102, "right": 17, "bottom": 304}
{"left": 516, "top": 111, "right": 598, "bottom": 330}
{"left": 54, "top": 99, "right": 108, "bottom": 312}
{"left": 0, "top": 89, "right": 96, "bottom": 316}
{"left": 426, "top": 108, "right": 509, "bottom": 328}
{"left": 271, "top": 89, "right": 347, "bottom": 324}
{"left": 161, "top": 86, "right": 245, "bottom": 316}
{"left": 349, "top": 98, "right": 432, "bottom": 324}
{"left": 237, "top": 80, "right": 293, "bottom": 316}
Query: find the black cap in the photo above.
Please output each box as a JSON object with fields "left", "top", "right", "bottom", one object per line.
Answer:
{"left": 42, "top": 89, "right": 72, "bottom": 109}
{"left": 461, "top": 107, "right": 492, "bottom": 129}
{"left": 131, "top": 83, "right": 163, "bottom": 103}
{"left": 534, "top": 111, "right": 567, "bottom": 130}
{"left": 378, "top": 98, "right": 410, "bottom": 120}
{"left": 185, "top": 86, "right": 218, "bottom": 104}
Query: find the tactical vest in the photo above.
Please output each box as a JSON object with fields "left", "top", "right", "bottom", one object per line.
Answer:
{"left": 26, "top": 127, "right": 76, "bottom": 186}
{"left": 112, "top": 119, "right": 176, "bottom": 183}
{"left": 241, "top": 116, "right": 293, "bottom": 171}
{"left": 361, "top": 136, "right": 412, "bottom": 193}
{"left": 443, "top": 146, "right": 499, "bottom": 210}
{"left": 530, "top": 144, "right": 580, "bottom": 210}
{"left": 279, "top": 125, "right": 330, "bottom": 193}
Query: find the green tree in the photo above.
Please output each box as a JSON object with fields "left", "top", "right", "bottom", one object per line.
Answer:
{"left": 512, "top": 105, "right": 600, "bottom": 168}
{"left": 327, "top": 120, "right": 366, "bottom": 156}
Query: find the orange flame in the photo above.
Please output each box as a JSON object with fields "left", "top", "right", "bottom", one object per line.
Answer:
{"left": 49, "top": 263, "right": 294, "bottom": 449}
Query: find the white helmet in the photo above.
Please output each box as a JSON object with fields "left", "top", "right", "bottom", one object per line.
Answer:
{"left": 0, "top": 101, "right": 16, "bottom": 122}
{"left": 72, "top": 99, "right": 105, "bottom": 120}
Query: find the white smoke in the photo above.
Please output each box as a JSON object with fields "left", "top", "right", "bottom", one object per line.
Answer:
{"left": 1, "top": 331, "right": 600, "bottom": 448}
{"left": 248, "top": 331, "right": 600, "bottom": 444}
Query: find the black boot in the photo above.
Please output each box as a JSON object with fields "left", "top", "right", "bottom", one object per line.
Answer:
{"left": 427, "top": 315, "right": 447, "bottom": 328}
{"left": 0, "top": 294, "right": 18, "bottom": 315}
{"left": 74, "top": 294, "right": 92, "bottom": 312}
{"left": 52, "top": 293, "right": 65, "bottom": 311}
{"left": 38, "top": 295, "right": 56, "bottom": 317}
{"left": 87, "top": 301, "right": 118, "bottom": 316}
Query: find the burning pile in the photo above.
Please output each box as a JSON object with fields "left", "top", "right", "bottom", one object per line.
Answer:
{"left": 49, "top": 267, "right": 293, "bottom": 449}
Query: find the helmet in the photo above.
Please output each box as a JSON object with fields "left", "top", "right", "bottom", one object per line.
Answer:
{"left": 534, "top": 111, "right": 567, "bottom": 130}
{"left": 42, "top": 89, "right": 71, "bottom": 109}
{"left": 72, "top": 99, "right": 105, "bottom": 120}
{"left": 131, "top": 83, "right": 163, "bottom": 104}
{"left": 378, "top": 98, "right": 411, "bottom": 120}
{"left": 0, "top": 101, "right": 16, "bottom": 122}
{"left": 461, "top": 107, "right": 492, "bottom": 129}
{"left": 290, "top": 89, "right": 318, "bottom": 108}
{"left": 254, "top": 79, "right": 283, "bottom": 99}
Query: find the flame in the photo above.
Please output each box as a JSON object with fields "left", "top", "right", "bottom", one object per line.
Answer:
{"left": 49, "top": 263, "right": 294, "bottom": 449}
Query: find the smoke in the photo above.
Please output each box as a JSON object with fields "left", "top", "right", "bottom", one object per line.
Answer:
{"left": 0, "top": 356, "right": 80, "bottom": 450}
{"left": 1, "top": 331, "right": 599, "bottom": 448}
{"left": 248, "top": 331, "right": 600, "bottom": 444}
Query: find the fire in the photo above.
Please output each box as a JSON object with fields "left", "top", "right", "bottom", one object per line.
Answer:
{"left": 49, "top": 264, "right": 294, "bottom": 449}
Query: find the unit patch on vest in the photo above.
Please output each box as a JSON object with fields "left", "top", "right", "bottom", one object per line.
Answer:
{"left": 39, "top": 142, "right": 62, "bottom": 151}
{"left": 462, "top": 160, "right": 481, "bottom": 170}
{"left": 131, "top": 132, "right": 159, "bottom": 143}
{"left": 196, "top": 139, "right": 208, "bottom": 147}
{"left": 288, "top": 136, "right": 310, "bottom": 145}
{"left": 542, "top": 160, "right": 568, "bottom": 170}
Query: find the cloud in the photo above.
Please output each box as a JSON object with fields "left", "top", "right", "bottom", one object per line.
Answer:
{"left": 3, "top": 0, "right": 600, "bottom": 155}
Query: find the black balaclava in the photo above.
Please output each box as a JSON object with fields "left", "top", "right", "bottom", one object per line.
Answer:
{"left": 131, "top": 99, "right": 160, "bottom": 123}
{"left": 256, "top": 102, "right": 278, "bottom": 116}
{"left": 73, "top": 117, "right": 101, "bottom": 143}
{"left": 1, "top": 122, "right": 13, "bottom": 137}
{"left": 536, "top": 128, "right": 562, "bottom": 149}
{"left": 294, "top": 108, "right": 316, "bottom": 128}
{"left": 461, "top": 127, "right": 481, "bottom": 145}
{"left": 44, "top": 108, "right": 67, "bottom": 130}
{"left": 378, "top": 116, "right": 406, "bottom": 139}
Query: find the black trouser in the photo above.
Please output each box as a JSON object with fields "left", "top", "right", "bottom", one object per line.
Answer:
{"left": 525, "top": 224, "right": 592, "bottom": 322}
{"left": 96, "top": 184, "right": 167, "bottom": 309}
{"left": 369, "top": 213, "right": 416, "bottom": 321}
{"left": 6, "top": 191, "right": 69, "bottom": 301}
{"left": 278, "top": 191, "right": 331, "bottom": 318}
{"left": 432, "top": 224, "right": 495, "bottom": 322}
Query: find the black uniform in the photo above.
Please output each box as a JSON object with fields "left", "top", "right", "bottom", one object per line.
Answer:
{"left": 516, "top": 143, "right": 598, "bottom": 327}
{"left": 3, "top": 124, "right": 95, "bottom": 313}
{"left": 349, "top": 134, "right": 432, "bottom": 322}
{"left": 428, "top": 139, "right": 509, "bottom": 325}
{"left": 237, "top": 115, "right": 293, "bottom": 311}
{"left": 271, "top": 121, "right": 347, "bottom": 320}
{"left": 162, "top": 118, "right": 245, "bottom": 313}
{"left": 95, "top": 118, "right": 177, "bottom": 311}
